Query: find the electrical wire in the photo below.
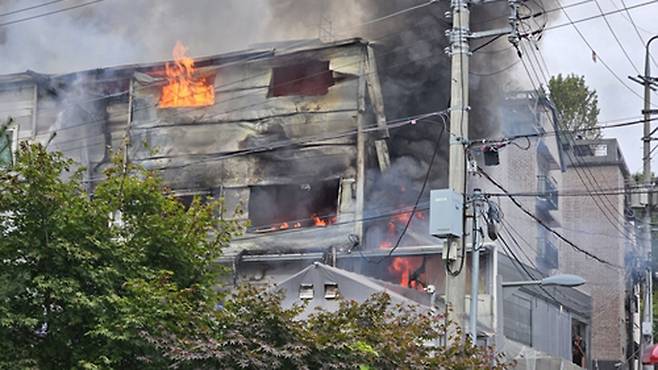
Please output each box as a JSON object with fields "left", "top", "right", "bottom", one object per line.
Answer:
{"left": 517, "top": 0, "right": 658, "bottom": 107}
{"left": 473, "top": 115, "right": 658, "bottom": 146}
{"left": 539, "top": 0, "right": 658, "bottom": 33}
{"left": 472, "top": 34, "right": 504, "bottom": 53}
{"left": 0, "top": 0, "right": 105, "bottom": 27}
{"left": 474, "top": 0, "right": 594, "bottom": 28}
{"left": 0, "top": 0, "right": 69, "bottom": 17}
{"left": 354, "top": 115, "right": 447, "bottom": 265}
{"left": 477, "top": 165, "right": 623, "bottom": 269}
{"left": 516, "top": 37, "right": 637, "bottom": 242}
{"left": 385, "top": 118, "right": 446, "bottom": 259}
{"left": 617, "top": 0, "right": 658, "bottom": 70}
{"left": 591, "top": 0, "right": 641, "bottom": 73}
{"left": 499, "top": 219, "right": 596, "bottom": 313}
{"left": 469, "top": 60, "right": 521, "bottom": 77}
{"left": 497, "top": 229, "right": 563, "bottom": 307}
{"left": 0, "top": 0, "right": 440, "bottom": 121}
{"left": 21, "top": 25, "right": 448, "bottom": 148}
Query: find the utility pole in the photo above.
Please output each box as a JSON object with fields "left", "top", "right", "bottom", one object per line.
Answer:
{"left": 445, "top": 0, "right": 470, "bottom": 334}
{"left": 444, "top": 0, "right": 522, "bottom": 340}
{"left": 630, "top": 35, "right": 658, "bottom": 370}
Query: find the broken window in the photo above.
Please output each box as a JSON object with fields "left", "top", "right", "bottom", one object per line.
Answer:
{"left": 0, "top": 128, "right": 13, "bottom": 168}
{"left": 174, "top": 192, "right": 212, "bottom": 210}
{"left": 324, "top": 282, "right": 339, "bottom": 299}
{"left": 248, "top": 180, "right": 339, "bottom": 232}
{"left": 269, "top": 60, "right": 334, "bottom": 97}
{"left": 299, "top": 284, "right": 314, "bottom": 300}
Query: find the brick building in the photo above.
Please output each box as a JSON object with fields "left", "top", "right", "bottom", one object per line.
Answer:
{"left": 560, "top": 138, "right": 637, "bottom": 369}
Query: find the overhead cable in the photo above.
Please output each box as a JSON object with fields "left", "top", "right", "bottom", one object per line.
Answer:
{"left": 0, "top": 0, "right": 69, "bottom": 17}
{"left": 477, "top": 165, "right": 623, "bottom": 270}
{"left": 0, "top": 0, "right": 105, "bottom": 27}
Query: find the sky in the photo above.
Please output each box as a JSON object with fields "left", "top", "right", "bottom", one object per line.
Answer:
{"left": 540, "top": 0, "right": 658, "bottom": 174}
{"left": 1, "top": 0, "right": 657, "bottom": 173}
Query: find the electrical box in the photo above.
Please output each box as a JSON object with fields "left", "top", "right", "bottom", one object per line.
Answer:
{"left": 429, "top": 189, "right": 463, "bottom": 238}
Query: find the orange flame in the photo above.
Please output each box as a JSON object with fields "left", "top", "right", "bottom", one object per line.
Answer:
{"left": 159, "top": 41, "right": 215, "bottom": 108}
{"left": 311, "top": 214, "right": 336, "bottom": 227}
{"left": 378, "top": 207, "right": 428, "bottom": 288}
{"left": 389, "top": 256, "right": 423, "bottom": 288}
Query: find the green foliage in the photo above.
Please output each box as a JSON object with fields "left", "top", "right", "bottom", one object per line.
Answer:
{"left": 0, "top": 143, "right": 238, "bottom": 369}
{"left": 149, "top": 288, "right": 513, "bottom": 370}
{"left": 548, "top": 74, "right": 601, "bottom": 140}
{"left": 0, "top": 144, "right": 513, "bottom": 369}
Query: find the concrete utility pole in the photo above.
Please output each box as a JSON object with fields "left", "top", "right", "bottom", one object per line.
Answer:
{"left": 641, "top": 36, "right": 658, "bottom": 370}
{"left": 630, "top": 35, "right": 658, "bottom": 370}
{"left": 444, "top": 0, "right": 521, "bottom": 340}
{"left": 445, "top": 0, "right": 470, "bottom": 334}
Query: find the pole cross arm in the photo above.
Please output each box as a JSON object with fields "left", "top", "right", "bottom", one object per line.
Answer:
{"left": 629, "top": 76, "right": 658, "bottom": 91}
{"left": 470, "top": 26, "right": 512, "bottom": 39}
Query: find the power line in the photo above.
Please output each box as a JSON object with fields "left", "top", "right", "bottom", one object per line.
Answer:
{"left": 498, "top": 224, "right": 565, "bottom": 306}
{"left": 0, "top": 0, "right": 439, "bottom": 117}
{"left": 477, "top": 165, "right": 623, "bottom": 269}
{"left": 485, "top": 189, "right": 648, "bottom": 197}
{"left": 384, "top": 118, "right": 446, "bottom": 259}
{"left": 24, "top": 23, "right": 447, "bottom": 147}
{"left": 545, "top": 0, "right": 653, "bottom": 105}
{"left": 500, "top": 218, "right": 611, "bottom": 313}
{"left": 73, "top": 110, "right": 448, "bottom": 183}
{"left": 0, "top": 0, "right": 105, "bottom": 27}
{"left": 514, "top": 40, "right": 638, "bottom": 242}
{"left": 470, "top": 60, "right": 521, "bottom": 77}
{"left": 617, "top": 0, "right": 658, "bottom": 69}
{"left": 516, "top": 6, "right": 650, "bottom": 242}
{"left": 591, "top": 0, "right": 641, "bottom": 73}
{"left": 232, "top": 203, "right": 431, "bottom": 243}
{"left": 0, "top": 0, "right": 69, "bottom": 17}
{"left": 538, "top": 0, "right": 658, "bottom": 33}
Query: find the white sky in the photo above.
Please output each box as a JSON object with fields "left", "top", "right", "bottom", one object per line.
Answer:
{"left": 540, "top": 0, "right": 658, "bottom": 173}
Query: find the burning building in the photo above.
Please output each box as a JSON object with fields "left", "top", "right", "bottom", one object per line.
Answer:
{"left": 0, "top": 38, "right": 612, "bottom": 369}
{"left": 0, "top": 38, "right": 420, "bottom": 283}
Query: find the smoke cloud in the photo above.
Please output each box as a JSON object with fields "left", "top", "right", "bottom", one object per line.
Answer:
{"left": 0, "top": 0, "right": 545, "bottom": 250}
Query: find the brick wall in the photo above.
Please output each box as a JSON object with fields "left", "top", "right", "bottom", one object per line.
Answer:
{"left": 560, "top": 162, "right": 628, "bottom": 363}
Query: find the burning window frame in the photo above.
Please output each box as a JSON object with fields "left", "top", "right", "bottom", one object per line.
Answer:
{"left": 247, "top": 179, "right": 340, "bottom": 233}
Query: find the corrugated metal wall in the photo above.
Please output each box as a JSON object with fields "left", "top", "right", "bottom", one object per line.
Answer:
{"left": 532, "top": 298, "right": 572, "bottom": 360}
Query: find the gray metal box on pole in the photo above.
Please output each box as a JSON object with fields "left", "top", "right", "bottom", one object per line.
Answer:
{"left": 429, "top": 189, "right": 464, "bottom": 238}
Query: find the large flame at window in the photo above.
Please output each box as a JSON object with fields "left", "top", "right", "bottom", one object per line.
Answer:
{"left": 159, "top": 41, "right": 215, "bottom": 108}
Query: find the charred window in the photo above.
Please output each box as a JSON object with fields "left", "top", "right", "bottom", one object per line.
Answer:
{"left": 269, "top": 60, "right": 334, "bottom": 97}
{"left": 248, "top": 180, "right": 339, "bottom": 232}
{"left": 174, "top": 192, "right": 212, "bottom": 210}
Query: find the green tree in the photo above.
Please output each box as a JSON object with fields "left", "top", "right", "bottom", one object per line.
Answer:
{"left": 547, "top": 73, "right": 601, "bottom": 140}
{"left": 148, "top": 288, "right": 513, "bottom": 370}
{"left": 0, "top": 144, "right": 513, "bottom": 369}
{"left": 0, "top": 143, "right": 238, "bottom": 369}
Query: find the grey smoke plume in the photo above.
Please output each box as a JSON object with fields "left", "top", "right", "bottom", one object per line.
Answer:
{"left": 0, "top": 0, "right": 272, "bottom": 74}
{"left": 1, "top": 0, "right": 548, "bottom": 252}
